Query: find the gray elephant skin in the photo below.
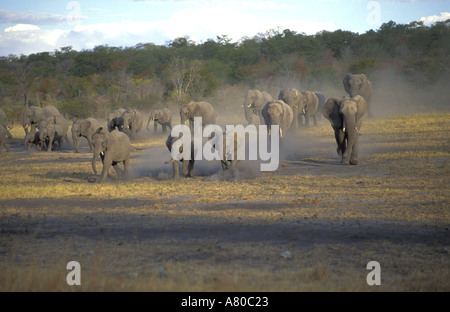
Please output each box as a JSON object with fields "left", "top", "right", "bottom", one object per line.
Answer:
{"left": 122, "top": 109, "right": 143, "bottom": 139}
{"left": 107, "top": 108, "right": 126, "bottom": 132}
{"left": 22, "top": 105, "right": 61, "bottom": 135}
{"left": 314, "top": 91, "right": 326, "bottom": 119}
{"left": 39, "top": 115, "right": 69, "bottom": 144}
{"left": 165, "top": 134, "right": 195, "bottom": 180}
{"left": 25, "top": 130, "right": 43, "bottom": 152}
{"left": 0, "top": 124, "right": 12, "bottom": 153}
{"left": 72, "top": 118, "right": 102, "bottom": 153}
{"left": 278, "top": 89, "right": 318, "bottom": 128}
{"left": 92, "top": 128, "right": 131, "bottom": 183}
{"left": 147, "top": 108, "right": 172, "bottom": 133}
{"left": 0, "top": 108, "right": 12, "bottom": 129}
{"left": 39, "top": 123, "right": 64, "bottom": 152}
{"left": 261, "top": 100, "right": 294, "bottom": 139}
{"left": 322, "top": 95, "right": 368, "bottom": 165}
{"left": 343, "top": 73, "right": 373, "bottom": 118}
{"left": 180, "top": 101, "right": 217, "bottom": 131}
{"left": 243, "top": 90, "right": 272, "bottom": 125}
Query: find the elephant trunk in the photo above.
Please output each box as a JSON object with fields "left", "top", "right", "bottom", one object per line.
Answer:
{"left": 72, "top": 132, "right": 79, "bottom": 153}
{"left": 146, "top": 113, "right": 154, "bottom": 131}
{"left": 342, "top": 116, "right": 357, "bottom": 162}
{"left": 92, "top": 146, "right": 101, "bottom": 174}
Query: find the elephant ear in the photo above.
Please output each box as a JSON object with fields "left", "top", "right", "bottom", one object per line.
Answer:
{"left": 80, "top": 120, "right": 91, "bottom": 134}
{"left": 322, "top": 98, "right": 342, "bottom": 129}
{"left": 187, "top": 102, "right": 197, "bottom": 117}
{"left": 352, "top": 95, "right": 368, "bottom": 122}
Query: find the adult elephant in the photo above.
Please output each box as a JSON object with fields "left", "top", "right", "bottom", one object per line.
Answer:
{"left": 300, "top": 90, "right": 319, "bottom": 126}
{"left": 322, "top": 95, "right": 368, "bottom": 165}
{"left": 261, "top": 100, "right": 294, "bottom": 139}
{"left": 180, "top": 101, "right": 217, "bottom": 131}
{"left": 343, "top": 73, "right": 373, "bottom": 118}
{"left": 39, "top": 123, "right": 64, "bottom": 152}
{"left": 122, "top": 109, "right": 143, "bottom": 139}
{"left": 147, "top": 108, "right": 172, "bottom": 133}
{"left": 22, "top": 105, "right": 61, "bottom": 135}
{"left": 243, "top": 90, "right": 272, "bottom": 125}
{"left": 165, "top": 134, "right": 195, "bottom": 180}
{"left": 71, "top": 118, "right": 102, "bottom": 153}
{"left": 107, "top": 108, "right": 126, "bottom": 132}
{"left": 91, "top": 128, "right": 131, "bottom": 183}
{"left": 314, "top": 91, "right": 326, "bottom": 119}
{"left": 278, "top": 88, "right": 306, "bottom": 129}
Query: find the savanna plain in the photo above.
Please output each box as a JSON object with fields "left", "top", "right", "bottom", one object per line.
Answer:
{"left": 0, "top": 96, "right": 449, "bottom": 292}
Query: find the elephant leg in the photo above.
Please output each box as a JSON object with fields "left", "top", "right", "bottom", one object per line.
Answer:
{"left": 305, "top": 114, "right": 310, "bottom": 127}
{"left": 313, "top": 114, "right": 318, "bottom": 126}
{"left": 154, "top": 122, "right": 158, "bottom": 133}
{"left": 172, "top": 161, "right": 179, "bottom": 180}
{"left": 123, "top": 158, "right": 130, "bottom": 178}
{"left": 187, "top": 159, "right": 195, "bottom": 177}
{"left": 334, "top": 128, "right": 346, "bottom": 157}
{"left": 47, "top": 135, "right": 54, "bottom": 152}
{"left": 162, "top": 124, "right": 166, "bottom": 133}
{"left": 292, "top": 109, "right": 299, "bottom": 129}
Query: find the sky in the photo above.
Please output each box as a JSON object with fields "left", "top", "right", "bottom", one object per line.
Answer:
{"left": 0, "top": 0, "right": 449, "bottom": 56}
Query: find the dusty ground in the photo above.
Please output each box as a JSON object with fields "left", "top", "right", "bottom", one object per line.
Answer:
{"left": 0, "top": 112, "right": 449, "bottom": 292}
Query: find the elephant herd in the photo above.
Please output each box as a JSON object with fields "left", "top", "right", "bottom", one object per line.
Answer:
{"left": 0, "top": 73, "right": 372, "bottom": 182}
{"left": 242, "top": 73, "right": 372, "bottom": 165}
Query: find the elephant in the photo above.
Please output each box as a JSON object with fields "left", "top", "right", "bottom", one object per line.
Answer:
{"left": 243, "top": 90, "right": 272, "bottom": 125}
{"left": 39, "top": 123, "right": 64, "bottom": 152}
{"left": 147, "top": 108, "right": 172, "bottom": 133}
{"left": 121, "top": 109, "right": 143, "bottom": 139}
{"left": 314, "top": 91, "right": 326, "bottom": 119}
{"left": 0, "top": 124, "right": 12, "bottom": 153}
{"left": 91, "top": 128, "right": 131, "bottom": 183}
{"left": 0, "top": 108, "right": 12, "bottom": 129}
{"left": 71, "top": 118, "right": 102, "bottom": 153}
{"left": 165, "top": 134, "right": 195, "bottom": 180}
{"left": 278, "top": 88, "right": 308, "bottom": 129}
{"left": 25, "top": 130, "right": 43, "bottom": 152}
{"left": 343, "top": 73, "right": 373, "bottom": 118}
{"left": 261, "top": 100, "right": 294, "bottom": 139}
{"left": 220, "top": 131, "right": 241, "bottom": 171}
{"left": 22, "top": 104, "right": 61, "bottom": 135}
{"left": 322, "top": 95, "right": 368, "bottom": 165}
{"left": 109, "top": 116, "right": 125, "bottom": 132}
{"left": 299, "top": 90, "right": 319, "bottom": 126}
{"left": 39, "top": 115, "right": 69, "bottom": 144}
{"left": 180, "top": 101, "right": 217, "bottom": 132}
{"left": 107, "top": 108, "right": 126, "bottom": 132}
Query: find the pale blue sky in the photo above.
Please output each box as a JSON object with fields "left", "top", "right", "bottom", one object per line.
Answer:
{"left": 0, "top": 0, "right": 449, "bottom": 56}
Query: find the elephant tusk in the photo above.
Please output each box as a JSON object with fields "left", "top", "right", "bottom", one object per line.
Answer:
{"left": 184, "top": 120, "right": 189, "bottom": 125}
{"left": 280, "top": 128, "right": 283, "bottom": 138}
{"left": 343, "top": 127, "right": 346, "bottom": 132}
{"left": 268, "top": 128, "right": 271, "bottom": 136}
{"left": 247, "top": 103, "right": 252, "bottom": 108}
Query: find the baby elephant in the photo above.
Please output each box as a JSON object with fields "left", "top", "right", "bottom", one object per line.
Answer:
{"left": 91, "top": 128, "right": 131, "bottom": 183}
{"left": 25, "top": 130, "right": 43, "bottom": 152}
{"left": 165, "top": 134, "right": 195, "bottom": 180}
{"left": 0, "top": 124, "right": 12, "bottom": 153}
{"left": 40, "top": 124, "right": 64, "bottom": 152}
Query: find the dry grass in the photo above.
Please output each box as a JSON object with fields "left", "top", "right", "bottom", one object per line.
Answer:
{"left": 0, "top": 113, "right": 449, "bottom": 291}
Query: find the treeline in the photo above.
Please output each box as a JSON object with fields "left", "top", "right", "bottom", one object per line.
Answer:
{"left": 0, "top": 20, "right": 449, "bottom": 120}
